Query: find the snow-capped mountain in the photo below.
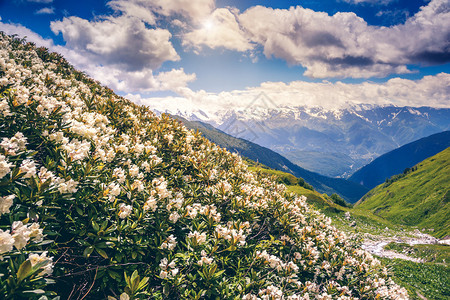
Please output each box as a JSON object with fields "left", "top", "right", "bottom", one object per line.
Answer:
{"left": 154, "top": 103, "right": 450, "bottom": 178}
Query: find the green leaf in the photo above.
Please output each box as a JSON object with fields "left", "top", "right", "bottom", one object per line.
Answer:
{"left": 136, "top": 276, "right": 149, "bottom": 291}
{"left": 95, "top": 247, "right": 108, "bottom": 259}
{"left": 76, "top": 207, "right": 83, "bottom": 215}
{"left": 108, "top": 270, "right": 121, "bottom": 280}
{"left": 131, "top": 270, "right": 139, "bottom": 283}
{"left": 17, "top": 260, "right": 32, "bottom": 282}
{"left": 83, "top": 246, "right": 94, "bottom": 258}
{"left": 36, "top": 240, "right": 54, "bottom": 246}
{"left": 124, "top": 271, "right": 131, "bottom": 287}
{"left": 101, "top": 220, "right": 109, "bottom": 230}
{"left": 92, "top": 221, "right": 100, "bottom": 232}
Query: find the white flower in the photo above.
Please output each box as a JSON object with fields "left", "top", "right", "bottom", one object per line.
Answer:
{"left": 19, "top": 159, "right": 36, "bottom": 178}
{"left": 164, "top": 134, "right": 173, "bottom": 144}
{"left": 118, "top": 203, "right": 132, "bottom": 219}
{"left": 57, "top": 178, "right": 79, "bottom": 194}
{"left": 188, "top": 231, "right": 207, "bottom": 245}
{"left": 168, "top": 212, "right": 180, "bottom": 223}
{"left": 62, "top": 139, "right": 90, "bottom": 161}
{"left": 28, "top": 251, "right": 53, "bottom": 275}
{"left": 198, "top": 256, "right": 214, "bottom": 266}
{"left": 143, "top": 196, "right": 157, "bottom": 212}
{"left": 159, "top": 257, "right": 168, "bottom": 270}
{"left": 159, "top": 270, "right": 168, "bottom": 279}
{"left": 11, "top": 221, "right": 31, "bottom": 250}
{"left": 113, "top": 168, "right": 126, "bottom": 183}
{"left": 130, "top": 179, "right": 144, "bottom": 192}
{"left": 129, "top": 165, "right": 139, "bottom": 177}
{"left": 28, "top": 223, "right": 44, "bottom": 243}
{"left": 0, "top": 154, "right": 14, "bottom": 179}
{"left": 108, "top": 182, "right": 121, "bottom": 202}
{"left": 161, "top": 234, "right": 177, "bottom": 251}
{"left": 1, "top": 132, "right": 27, "bottom": 155}
{"left": 171, "top": 268, "right": 179, "bottom": 277}
{"left": 0, "top": 229, "right": 14, "bottom": 254}
{"left": 0, "top": 195, "right": 15, "bottom": 215}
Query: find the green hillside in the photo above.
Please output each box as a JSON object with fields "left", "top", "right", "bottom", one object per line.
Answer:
{"left": 356, "top": 147, "right": 450, "bottom": 238}
{"left": 0, "top": 33, "right": 408, "bottom": 299}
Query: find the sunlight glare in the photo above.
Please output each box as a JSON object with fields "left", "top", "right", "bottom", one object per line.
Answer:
{"left": 203, "top": 19, "right": 214, "bottom": 30}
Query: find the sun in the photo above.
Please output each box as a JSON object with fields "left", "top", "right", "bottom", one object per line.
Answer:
{"left": 203, "top": 19, "right": 214, "bottom": 30}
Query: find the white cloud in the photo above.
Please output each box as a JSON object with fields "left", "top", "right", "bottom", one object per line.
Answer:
{"left": 35, "top": 7, "right": 55, "bottom": 15}
{"left": 106, "top": 1, "right": 157, "bottom": 25}
{"left": 237, "top": 0, "right": 450, "bottom": 78}
{"left": 107, "top": 0, "right": 215, "bottom": 22}
{"left": 341, "top": 0, "right": 396, "bottom": 5}
{"left": 50, "top": 16, "right": 179, "bottom": 71}
{"left": 27, "top": 0, "right": 53, "bottom": 3}
{"left": 88, "top": 67, "right": 196, "bottom": 93}
{"left": 0, "top": 22, "right": 195, "bottom": 94}
{"left": 135, "top": 73, "right": 450, "bottom": 117}
{"left": 183, "top": 8, "right": 254, "bottom": 52}
{"left": 0, "top": 22, "right": 55, "bottom": 48}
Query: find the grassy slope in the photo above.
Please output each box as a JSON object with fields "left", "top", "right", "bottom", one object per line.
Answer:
{"left": 356, "top": 147, "right": 450, "bottom": 238}
{"left": 247, "top": 162, "right": 403, "bottom": 233}
{"left": 380, "top": 258, "right": 450, "bottom": 300}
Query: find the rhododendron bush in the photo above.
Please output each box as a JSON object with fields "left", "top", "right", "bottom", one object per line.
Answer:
{"left": 0, "top": 33, "right": 409, "bottom": 299}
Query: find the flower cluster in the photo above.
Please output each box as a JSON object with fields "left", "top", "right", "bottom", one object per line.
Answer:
{"left": 0, "top": 32, "right": 409, "bottom": 299}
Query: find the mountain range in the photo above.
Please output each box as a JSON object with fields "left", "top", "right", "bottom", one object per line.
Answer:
{"left": 349, "top": 131, "right": 450, "bottom": 189}
{"left": 164, "top": 103, "right": 450, "bottom": 178}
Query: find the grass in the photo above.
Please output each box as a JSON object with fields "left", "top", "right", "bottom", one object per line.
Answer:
{"left": 356, "top": 148, "right": 450, "bottom": 238}
{"left": 384, "top": 243, "right": 450, "bottom": 264}
{"left": 381, "top": 258, "right": 450, "bottom": 299}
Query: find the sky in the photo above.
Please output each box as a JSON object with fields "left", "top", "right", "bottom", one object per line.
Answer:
{"left": 0, "top": 0, "right": 449, "bottom": 114}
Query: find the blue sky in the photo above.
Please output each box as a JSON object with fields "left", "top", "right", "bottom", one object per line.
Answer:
{"left": 0, "top": 0, "right": 449, "bottom": 111}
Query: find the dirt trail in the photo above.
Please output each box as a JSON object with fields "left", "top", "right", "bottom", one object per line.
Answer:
{"left": 361, "top": 230, "right": 441, "bottom": 262}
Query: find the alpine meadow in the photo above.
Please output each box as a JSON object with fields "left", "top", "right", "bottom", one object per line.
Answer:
{"left": 0, "top": 0, "right": 450, "bottom": 299}
{"left": 0, "top": 33, "right": 409, "bottom": 299}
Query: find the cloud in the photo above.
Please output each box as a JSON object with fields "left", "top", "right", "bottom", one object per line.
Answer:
{"left": 0, "top": 22, "right": 55, "bottom": 48}
{"left": 50, "top": 16, "right": 179, "bottom": 71}
{"left": 135, "top": 73, "right": 450, "bottom": 117}
{"left": 88, "top": 67, "right": 196, "bottom": 93}
{"left": 183, "top": 8, "right": 254, "bottom": 52}
{"left": 26, "top": 0, "right": 53, "bottom": 3}
{"left": 35, "top": 7, "right": 55, "bottom": 15}
{"left": 107, "top": 0, "right": 215, "bottom": 22}
{"left": 0, "top": 22, "right": 195, "bottom": 94}
{"left": 236, "top": 0, "right": 450, "bottom": 78}
{"left": 341, "top": 0, "right": 396, "bottom": 5}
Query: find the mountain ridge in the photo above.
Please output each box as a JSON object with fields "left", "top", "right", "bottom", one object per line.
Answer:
{"left": 349, "top": 131, "right": 450, "bottom": 189}
{"left": 159, "top": 104, "right": 450, "bottom": 178}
